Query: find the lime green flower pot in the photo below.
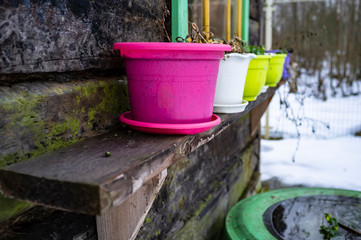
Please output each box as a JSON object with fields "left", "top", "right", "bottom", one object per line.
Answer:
{"left": 265, "top": 54, "right": 287, "bottom": 87}
{"left": 243, "top": 55, "right": 272, "bottom": 101}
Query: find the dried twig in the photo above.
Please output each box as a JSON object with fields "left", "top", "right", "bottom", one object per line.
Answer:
{"left": 175, "top": 22, "right": 248, "bottom": 54}
{"left": 159, "top": 3, "right": 171, "bottom": 42}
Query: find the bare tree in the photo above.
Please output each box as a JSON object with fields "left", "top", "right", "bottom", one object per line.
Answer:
{"left": 272, "top": 0, "right": 361, "bottom": 99}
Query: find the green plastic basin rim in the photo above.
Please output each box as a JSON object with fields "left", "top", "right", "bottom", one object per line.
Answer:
{"left": 225, "top": 187, "right": 361, "bottom": 240}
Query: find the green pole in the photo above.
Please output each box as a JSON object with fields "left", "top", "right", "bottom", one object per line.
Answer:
{"left": 171, "top": 0, "right": 188, "bottom": 42}
{"left": 241, "top": 0, "right": 249, "bottom": 43}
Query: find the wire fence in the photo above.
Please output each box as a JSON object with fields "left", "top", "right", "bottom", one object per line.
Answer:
{"left": 261, "top": 73, "right": 361, "bottom": 139}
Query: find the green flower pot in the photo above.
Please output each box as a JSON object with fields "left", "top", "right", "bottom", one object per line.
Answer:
{"left": 243, "top": 55, "right": 272, "bottom": 101}
{"left": 265, "top": 54, "right": 287, "bottom": 87}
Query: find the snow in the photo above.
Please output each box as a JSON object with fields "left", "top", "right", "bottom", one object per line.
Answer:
{"left": 260, "top": 77, "right": 361, "bottom": 191}
{"left": 261, "top": 137, "right": 361, "bottom": 191}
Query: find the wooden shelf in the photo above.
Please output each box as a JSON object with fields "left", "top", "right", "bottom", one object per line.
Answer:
{"left": 0, "top": 85, "right": 279, "bottom": 215}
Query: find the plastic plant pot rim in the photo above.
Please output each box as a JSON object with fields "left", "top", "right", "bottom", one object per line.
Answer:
{"left": 113, "top": 42, "right": 231, "bottom": 52}
{"left": 252, "top": 55, "right": 272, "bottom": 59}
{"left": 243, "top": 95, "right": 259, "bottom": 101}
{"left": 223, "top": 53, "right": 257, "bottom": 60}
{"left": 213, "top": 100, "right": 248, "bottom": 108}
{"left": 266, "top": 82, "right": 278, "bottom": 87}
{"left": 247, "top": 55, "right": 272, "bottom": 69}
{"left": 225, "top": 187, "right": 361, "bottom": 240}
{"left": 120, "top": 111, "right": 221, "bottom": 130}
{"left": 213, "top": 100, "right": 249, "bottom": 114}
{"left": 270, "top": 54, "right": 287, "bottom": 58}
{"left": 261, "top": 85, "right": 269, "bottom": 93}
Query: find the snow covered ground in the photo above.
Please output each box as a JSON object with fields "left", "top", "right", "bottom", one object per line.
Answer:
{"left": 260, "top": 77, "right": 361, "bottom": 191}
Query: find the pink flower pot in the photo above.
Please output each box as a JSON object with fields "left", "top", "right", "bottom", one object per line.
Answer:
{"left": 114, "top": 42, "right": 231, "bottom": 124}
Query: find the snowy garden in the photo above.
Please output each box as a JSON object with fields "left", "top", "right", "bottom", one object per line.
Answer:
{"left": 261, "top": 71, "right": 361, "bottom": 191}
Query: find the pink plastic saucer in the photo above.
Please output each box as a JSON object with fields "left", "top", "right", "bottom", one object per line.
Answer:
{"left": 120, "top": 112, "right": 221, "bottom": 135}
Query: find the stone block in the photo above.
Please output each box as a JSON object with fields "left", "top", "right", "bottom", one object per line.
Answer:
{"left": 0, "top": 0, "right": 168, "bottom": 74}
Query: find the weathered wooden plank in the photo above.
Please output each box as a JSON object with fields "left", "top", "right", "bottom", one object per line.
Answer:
{"left": 0, "top": 85, "right": 278, "bottom": 215}
{"left": 251, "top": 94, "right": 273, "bottom": 135}
{"left": 96, "top": 169, "right": 167, "bottom": 240}
{"left": 0, "top": 130, "right": 178, "bottom": 215}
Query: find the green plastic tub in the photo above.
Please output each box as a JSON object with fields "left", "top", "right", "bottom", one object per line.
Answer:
{"left": 265, "top": 54, "right": 287, "bottom": 87}
{"left": 243, "top": 55, "right": 271, "bottom": 101}
{"left": 225, "top": 187, "right": 361, "bottom": 240}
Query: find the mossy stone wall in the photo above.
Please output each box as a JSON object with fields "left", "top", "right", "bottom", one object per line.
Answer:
{"left": 0, "top": 0, "right": 168, "bottom": 226}
{"left": 0, "top": 77, "right": 129, "bottom": 167}
{"left": 136, "top": 114, "right": 261, "bottom": 240}
{"left": 0, "top": 0, "right": 167, "bottom": 74}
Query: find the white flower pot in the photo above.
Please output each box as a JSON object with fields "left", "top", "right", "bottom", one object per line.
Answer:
{"left": 213, "top": 53, "right": 256, "bottom": 113}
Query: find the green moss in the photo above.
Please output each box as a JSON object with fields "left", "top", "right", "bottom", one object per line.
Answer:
{"left": 145, "top": 216, "right": 152, "bottom": 224}
{"left": 34, "top": 116, "right": 81, "bottom": 155}
{"left": 0, "top": 153, "right": 18, "bottom": 168}
{"left": 0, "top": 79, "right": 129, "bottom": 168}
{"left": 155, "top": 230, "right": 161, "bottom": 236}
{"left": 171, "top": 151, "right": 256, "bottom": 240}
{"left": 0, "top": 193, "right": 32, "bottom": 223}
{"left": 171, "top": 193, "right": 225, "bottom": 240}
{"left": 166, "top": 157, "right": 191, "bottom": 199}
{"left": 88, "top": 108, "right": 97, "bottom": 129}
{"left": 167, "top": 157, "right": 191, "bottom": 183}
{"left": 85, "top": 81, "right": 126, "bottom": 129}
{"left": 227, "top": 146, "right": 254, "bottom": 209}
{"left": 0, "top": 92, "right": 46, "bottom": 167}
{"left": 178, "top": 196, "right": 185, "bottom": 211}
{"left": 0, "top": 85, "right": 82, "bottom": 166}
{"left": 194, "top": 194, "right": 213, "bottom": 219}
{"left": 76, "top": 95, "right": 81, "bottom": 105}
{"left": 170, "top": 145, "right": 257, "bottom": 239}
{"left": 212, "top": 181, "right": 223, "bottom": 191}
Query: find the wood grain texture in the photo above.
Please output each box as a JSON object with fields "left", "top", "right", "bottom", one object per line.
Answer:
{"left": 0, "top": 85, "right": 279, "bottom": 215}
{"left": 96, "top": 169, "right": 167, "bottom": 240}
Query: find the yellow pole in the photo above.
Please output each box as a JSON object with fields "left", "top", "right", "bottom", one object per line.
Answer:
{"left": 236, "top": 0, "right": 242, "bottom": 38}
{"left": 226, "top": 0, "right": 231, "bottom": 41}
{"left": 203, "top": 0, "right": 210, "bottom": 40}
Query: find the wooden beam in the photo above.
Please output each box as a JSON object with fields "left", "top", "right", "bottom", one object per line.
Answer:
{"left": 251, "top": 96, "right": 273, "bottom": 137}
{"left": 96, "top": 170, "right": 167, "bottom": 240}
